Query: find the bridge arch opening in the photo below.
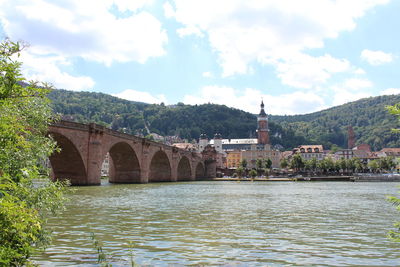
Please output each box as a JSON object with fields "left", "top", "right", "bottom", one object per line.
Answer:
{"left": 149, "top": 150, "right": 171, "bottom": 182}
{"left": 177, "top": 156, "right": 192, "bottom": 181}
{"left": 49, "top": 132, "right": 87, "bottom": 185}
{"left": 108, "top": 142, "right": 141, "bottom": 183}
{"left": 195, "top": 162, "right": 206, "bottom": 180}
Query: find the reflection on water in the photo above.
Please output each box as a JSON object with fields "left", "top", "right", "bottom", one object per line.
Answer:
{"left": 34, "top": 181, "right": 400, "bottom": 266}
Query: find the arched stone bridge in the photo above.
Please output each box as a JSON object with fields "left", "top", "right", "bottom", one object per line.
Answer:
{"left": 48, "top": 121, "right": 214, "bottom": 185}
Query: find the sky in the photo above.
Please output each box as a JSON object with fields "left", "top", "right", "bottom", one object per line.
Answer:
{"left": 0, "top": 0, "right": 399, "bottom": 115}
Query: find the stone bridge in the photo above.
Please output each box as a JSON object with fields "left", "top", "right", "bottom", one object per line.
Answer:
{"left": 48, "top": 121, "right": 214, "bottom": 185}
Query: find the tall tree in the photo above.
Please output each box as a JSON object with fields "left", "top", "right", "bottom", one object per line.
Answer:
{"left": 386, "top": 103, "right": 400, "bottom": 241}
{"left": 0, "top": 39, "right": 66, "bottom": 265}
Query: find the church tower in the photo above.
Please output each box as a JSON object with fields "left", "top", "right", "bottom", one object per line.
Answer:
{"left": 257, "top": 100, "right": 269, "bottom": 144}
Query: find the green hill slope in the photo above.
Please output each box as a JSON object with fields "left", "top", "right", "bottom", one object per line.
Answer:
{"left": 48, "top": 89, "right": 400, "bottom": 150}
{"left": 271, "top": 94, "right": 400, "bottom": 150}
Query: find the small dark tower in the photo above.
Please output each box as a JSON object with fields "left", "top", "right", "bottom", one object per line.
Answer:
{"left": 348, "top": 125, "right": 356, "bottom": 149}
{"left": 257, "top": 100, "right": 269, "bottom": 144}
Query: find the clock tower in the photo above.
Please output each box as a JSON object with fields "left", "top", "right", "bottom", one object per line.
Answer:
{"left": 257, "top": 100, "right": 269, "bottom": 145}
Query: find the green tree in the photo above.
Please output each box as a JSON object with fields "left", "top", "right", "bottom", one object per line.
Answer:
{"left": 346, "top": 158, "right": 356, "bottom": 173}
{"left": 386, "top": 103, "right": 400, "bottom": 241}
{"left": 249, "top": 169, "right": 257, "bottom": 181}
{"left": 338, "top": 158, "right": 347, "bottom": 173}
{"left": 240, "top": 159, "right": 248, "bottom": 169}
{"left": 235, "top": 166, "right": 245, "bottom": 179}
{"left": 264, "top": 158, "right": 272, "bottom": 169}
{"left": 0, "top": 39, "right": 66, "bottom": 265}
{"left": 353, "top": 158, "right": 363, "bottom": 173}
{"left": 280, "top": 158, "right": 288, "bottom": 169}
{"left": 368, "top": 160, "right": 379, "bottom": 173}
{"left": 255, "top": 158, "right": 264, "bottom": 176}
{"left": 290, "top": 154, "right": 304, "bottom": 172}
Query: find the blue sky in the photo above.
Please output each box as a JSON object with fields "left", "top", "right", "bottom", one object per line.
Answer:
{"left": 0, "top": 0, "right": 399, "bottom": 115}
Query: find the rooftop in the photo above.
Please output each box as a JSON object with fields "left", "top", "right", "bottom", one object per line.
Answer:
{"left": 209, "top": 138, "right": 258, "bottom": 145}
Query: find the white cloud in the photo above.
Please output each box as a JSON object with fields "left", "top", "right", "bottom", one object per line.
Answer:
{"left": 381, "top": 88, "right": 400, "bottom": 95}
{"left": 202, "top": 71, "right": 213, "bottom": 78}
{"left": 275, "top": 54, "right": 351, "bottom": 88}
{"left": 113, "top": 0, "right": 153, "bottom": 12}
{"left": 183, "top": 85, "right": 326, "bottom": 115}
{"left": 0, "top": 0, "right": 168, "bottom": 65}
{"left": 113, "top": 89, "right": 167, "bottom": 104}
{"left": 331, "top": 89, "right": 371, "bottom": 106}
{"left": 343, "top": 78, "right": 373, "bottom": 90}
{"left": 361, "top": 49, "right": 394, "bottom": 65}
{"left": 18, "top": 50, "right": 95, "bottom": 91}
{"left": 166, "top": 0, "right": 389, "bottom": 84}
{"left": 331, "top": 78, "right": 373, "bottom": 106}
{"left": 354, "top": 68, "right": 366, "bottom": 75}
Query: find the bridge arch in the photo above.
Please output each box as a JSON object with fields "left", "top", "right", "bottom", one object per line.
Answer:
{"left": 49, "top": 132, "right": 87, "bottom": 185}
{"left": 177, "top": 156, "right": 192, "bottom": 181}
{"left": 149, "top": 150, "right": 171, "bottom": 182}
{"left": 107, "top": 142, "right": 141, "bottom": 183}
{"left": 195, "top": 162, "right": 206, "bottom": 180}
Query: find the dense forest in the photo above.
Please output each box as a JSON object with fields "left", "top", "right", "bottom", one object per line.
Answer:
{"left": 48, "top": 89, "right": 400, "bottom": 150}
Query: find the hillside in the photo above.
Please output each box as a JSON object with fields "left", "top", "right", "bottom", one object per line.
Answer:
{"left": 271, "top": 94, "right": 400, "bottom": 150}
{"left": 48, "top": 89, "right": 306, "bottom": 149}
{"left": 48, "top": 89, "right": 400, "bottom": 150}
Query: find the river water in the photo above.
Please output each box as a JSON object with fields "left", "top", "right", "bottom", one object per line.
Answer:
{"left": 34, "top": 181, "right": 400, "bottom": 266}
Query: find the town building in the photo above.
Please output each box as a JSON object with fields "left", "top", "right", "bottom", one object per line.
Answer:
{"left": 335, "top": 149, "right": 353, "bottom": 160}
{"left": 240, "top": 144, "right": 281, "bottom": 169}
{"left": 293, "top": 145, "right": 324, "bottom": 160}
{"left": 199, "top": 100, "right": 281, "bottom": 169}
{"left": 377, "top": 148, "right": 400, "bottom": 157}
{"left": 226, "top": 150, "right": 242, "bottom": 168}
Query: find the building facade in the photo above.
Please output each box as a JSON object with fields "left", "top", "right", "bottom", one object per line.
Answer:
{"left": 293, "top": 145, "right": 325, "bottom": 160}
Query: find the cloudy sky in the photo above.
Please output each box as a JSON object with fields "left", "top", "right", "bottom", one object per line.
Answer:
{"left": 0, "top": 0, "right": 399, "bottom": 115}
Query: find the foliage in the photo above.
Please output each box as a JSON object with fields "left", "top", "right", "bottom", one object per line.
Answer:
{"left": 48, "top": 90, "right": 308, "bottom": 149}
{"left": 385, "top": 103, "right": 400, "bottom": 242}
{"left": 368, "top": 160, "right": 379, "bottom": 173}
{"left": 0, "top": 39, "right": 66, "bottom": 265}
{"left": 289, "top": 154, "right": 304, "bottom": 171}
{"left": 235, "top": 166, "right": 245, "bottom": 178}
{"left": 240, "top": 159, "right": 248, "bottom": 169}
{"left": 280, "top": 158, "right": 288, "bottom": 169}
{"left": 264, "top": 158, "right": 272, "bottom": 169}
{"left": 49, "top": 89, "right": 400, "bottom": 150}
{"left": 249, "top": 169, "right": 257, "bottom": 179}
{"left": 387, "top": 193, "right": 400, "bottom": 242}
{"left": 387, "top": 103, "right": 400, "bottom": 133}
{"left": 272, "top": 95, "right": 400, "bottom": 150}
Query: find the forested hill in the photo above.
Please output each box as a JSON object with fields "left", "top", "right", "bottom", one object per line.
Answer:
{"left": 48, "top": 89, "right": 306, "bottom": 149}
{"left": 48, "top": 89, "right": 400, "bottom": 150}
{"left": 271, "top": 94, "right": 400, "bottom": 150}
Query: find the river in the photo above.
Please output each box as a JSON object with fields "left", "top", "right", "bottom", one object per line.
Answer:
{"left": 34, "top": 181, "right": 400, "bottom": 266}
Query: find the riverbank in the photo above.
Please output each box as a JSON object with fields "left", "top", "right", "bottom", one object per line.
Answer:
{"left": 212, "top": 175, "right": 400, "bottom": 182}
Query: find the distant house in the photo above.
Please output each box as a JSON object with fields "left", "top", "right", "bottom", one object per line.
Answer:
{"left": 335, "top": 149, "right": 354, "bottom": 160}
{"left": 172, "top": 143, "right": 198, "bottom": 152}
{"left": 293, "top": 145, "right": 324, "bottom": 160}
{"left": 353, "top": 144, "right": 371, "bottom": 152}
{"left": 377, "top": 148, "right": 400, "bottom": 157}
